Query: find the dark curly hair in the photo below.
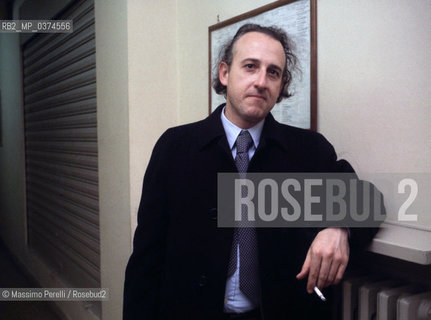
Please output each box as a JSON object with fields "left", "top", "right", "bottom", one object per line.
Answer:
{"left": 212, "top": 23, "right": 299, "bottom": 103}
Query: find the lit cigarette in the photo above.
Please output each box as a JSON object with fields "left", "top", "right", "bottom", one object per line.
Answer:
{"left": 314, "top": 286, "right": 326, "bottom": 301}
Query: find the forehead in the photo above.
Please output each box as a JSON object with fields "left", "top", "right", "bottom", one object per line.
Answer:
{"left": 232, "top": 31, "right": 285, "bottom": 68}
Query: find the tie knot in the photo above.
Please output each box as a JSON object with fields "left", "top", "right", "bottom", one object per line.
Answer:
{"left": 236, "top": 130, "right": 253, "bottom": 154}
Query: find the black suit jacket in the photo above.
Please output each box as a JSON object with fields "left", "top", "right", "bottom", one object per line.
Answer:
{"left": 123, "top": 105, "right": 379, "bottom": 320}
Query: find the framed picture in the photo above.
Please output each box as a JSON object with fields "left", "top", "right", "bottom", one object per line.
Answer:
{"left": 209, "top": 0, "right": 317, "bottom": 130}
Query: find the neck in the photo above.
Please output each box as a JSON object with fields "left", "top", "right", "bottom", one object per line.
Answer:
{"left": 224, "top": 106, "right": 258, "bottom": 129}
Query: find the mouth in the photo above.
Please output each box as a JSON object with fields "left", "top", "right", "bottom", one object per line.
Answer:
{"left": 247, "top": 94, "right": 266, "bottom": 101}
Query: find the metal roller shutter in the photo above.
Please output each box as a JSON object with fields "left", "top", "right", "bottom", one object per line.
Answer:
{"left": 22, "top": 0, "right": 99, "bottom": 289}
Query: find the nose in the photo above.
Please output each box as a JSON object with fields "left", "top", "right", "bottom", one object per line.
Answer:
{"left": 254, "top": 69, "right": 267, "bottom": 89}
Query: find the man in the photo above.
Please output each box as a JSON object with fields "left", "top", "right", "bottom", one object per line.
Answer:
{"left": 124, "top": 24, "right": 379, "bottom": 319}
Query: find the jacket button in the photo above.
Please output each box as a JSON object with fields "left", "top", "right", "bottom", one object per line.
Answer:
{"left": 208, "top": 208, "right": 217, "bottom": 221}
{"left": 199, "top": 275, "right": 208, "bottom": 287}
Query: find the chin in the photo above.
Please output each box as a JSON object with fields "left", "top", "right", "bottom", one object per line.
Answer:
{"left": 243, "top": 109, "right": 267, "bottom": 124}
{"left": 248, "top": 105, "right": 270, "bottom": 115}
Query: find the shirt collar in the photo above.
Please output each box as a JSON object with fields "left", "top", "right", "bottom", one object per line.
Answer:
{"left": 220, "top": 106, "right": 265, "bottom": 150}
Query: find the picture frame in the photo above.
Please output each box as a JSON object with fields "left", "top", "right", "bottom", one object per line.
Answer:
{"left": 208, "top": 0, "right": 317, "bottom": 130}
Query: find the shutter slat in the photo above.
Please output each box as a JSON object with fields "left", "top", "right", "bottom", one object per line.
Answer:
{"left": 27, "top": 179, "right": 98, "bottom": 212}
{"left": 23, "top": 2, "right": 94, "bottom": 65}
{"left": 24, "top": 29, "right": 95, "bottom": 84}
{"left": 24, "top": 53, "right": 95, "bottom": 95}
{"left": 25, "top": 113, "right": 97, "bottom": 131}
{"left": 24, "top": 39, "right": 95, "bottom": 87}
{"left": 25, "top": 13, "right": 94, "bottom": 66}
{"left": 26, "top": 140, "right": 97, "bottom": 154}
{"left": 27, "top": 159, "right": 98, "bottom": 183}
{"left": 26, "top": 127, "right": 97, "bottom": 142}
{"left": 28, "top": 188, "right": 98, "bottom": 225}
{"left": 24, "top": 84, "right": 96, "bottom": 114}
{"left": 27, "top": 198, "right": 99, "bottom": 243}
{"left": 25, "top": 69, "right": 96, "bottom": 106}
{"left": 29, "top": 211, "right": 99, "bottom": 264}
{"left": 25, "top": 97, "right": 96, "bottom": 122}
{"left": 28, "top": 169, "right": 98, "bottom": 198}
{"left": 29, "top": 204, "right": 99, "bottom": 257}
{"left": 26, "top": 150, "right": 98, "bottom": 169}
{"left": 29, "top": 225, "right": 99, "bottom": 285}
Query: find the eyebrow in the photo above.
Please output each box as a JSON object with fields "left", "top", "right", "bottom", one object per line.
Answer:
{"left": 241, "top": 58, "right": 283, "bottom": 73}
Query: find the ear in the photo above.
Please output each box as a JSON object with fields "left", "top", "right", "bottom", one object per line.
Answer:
{"left": 218, "top": 61, "right": 229, "bottom": 86}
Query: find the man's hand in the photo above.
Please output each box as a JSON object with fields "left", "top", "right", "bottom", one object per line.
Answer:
{"left": 296, "top": 228, "right": 349, "bottom": 293}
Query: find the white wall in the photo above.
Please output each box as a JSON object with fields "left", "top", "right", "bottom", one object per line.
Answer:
{"left": 94, "top": 1, "right": 130, "bottom": 319}
{"left": 96, "top": 0, "right": 177, "bottom": 319}
{"left": 317, "top": 0, "right": 431, "bottom": 230}
{"left": 318, "top": 0, "right": 431, "bottom": 174}
{"left": 127, "top": 0, "right": 178, "bottom": 235}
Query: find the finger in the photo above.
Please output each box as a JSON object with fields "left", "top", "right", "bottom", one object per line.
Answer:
{"left": 317, "top": 256, "right": 332, "bottom": 289}
{"left": 334, "top": 259, "right": 348, "bottom": 285}
{"left": 326, "top": 251, "right": 347, "bottom": 286}
{"left": 296, "top": 250, "right": 311, "bottom": 280}
{"left": 306, "top": 252, "right": 321, "bottom": 293}
{"left": 325, "top": 260, "right": 338, "bottom": 287}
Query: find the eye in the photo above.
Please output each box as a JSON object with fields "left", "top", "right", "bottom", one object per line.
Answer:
{"left": 268, "top": 69, "right": 280, "bottom": 78}
{"left": 244, "top": 63, "right": 255, "bottom": 69}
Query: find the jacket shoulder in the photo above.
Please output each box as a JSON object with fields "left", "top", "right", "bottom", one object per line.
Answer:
{"left": 271, "top": 121, "right": 334, "bottom": 151}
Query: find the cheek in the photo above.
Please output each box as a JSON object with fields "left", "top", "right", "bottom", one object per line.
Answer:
{"left": 272, "top": 84, "right": 283, "bottom": 98}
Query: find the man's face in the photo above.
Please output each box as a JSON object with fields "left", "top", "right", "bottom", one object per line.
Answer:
{"left": 219, "top": 31, "right": 286, "bottom": 129}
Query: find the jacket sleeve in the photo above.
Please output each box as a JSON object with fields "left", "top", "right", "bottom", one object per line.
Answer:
{"left": 123, "top": 130, "right": 173, "bottom": 320}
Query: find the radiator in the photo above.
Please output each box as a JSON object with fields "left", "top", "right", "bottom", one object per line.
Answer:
{"left": 343, "top": 276, "right": 431, "bottom": 320}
